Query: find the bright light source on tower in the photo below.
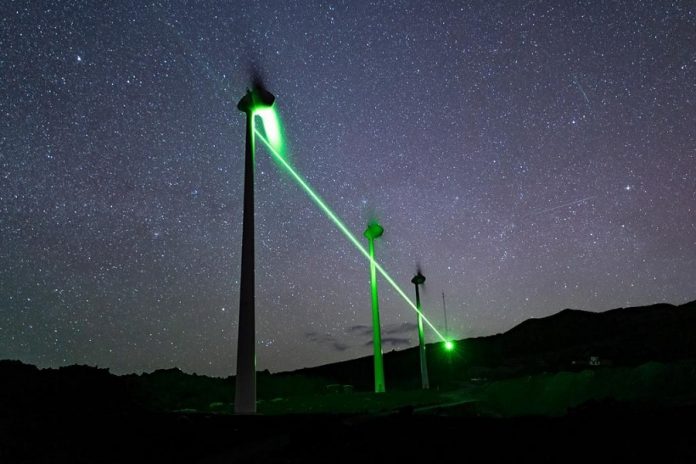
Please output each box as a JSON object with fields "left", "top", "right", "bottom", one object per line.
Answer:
{"left": 444, "top": 341, "right": 454, "bottom": 351}
{"left": 254, "top": 107, "right": 283, "bottom": 154}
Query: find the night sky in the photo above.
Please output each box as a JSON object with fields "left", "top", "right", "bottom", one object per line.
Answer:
{"left": 1, "top": 1, "right": 695, "bottom": 376}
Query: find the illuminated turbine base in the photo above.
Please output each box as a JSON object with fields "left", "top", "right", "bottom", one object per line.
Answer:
{"left": 255, "top": 130, "right": 453, "bottom": 347}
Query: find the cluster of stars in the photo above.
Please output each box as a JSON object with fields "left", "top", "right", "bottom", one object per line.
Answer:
{"left": 0, "top": 1, "right": 694, "bottom": 376}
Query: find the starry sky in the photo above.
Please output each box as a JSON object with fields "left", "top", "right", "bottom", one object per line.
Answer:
{"left": 1, "top": 1, "right": 695, "bottom": 376}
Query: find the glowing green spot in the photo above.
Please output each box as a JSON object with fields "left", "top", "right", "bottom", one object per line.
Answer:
{"left": 254, "top": 107, "right": 283, "bottom": 155}
{"left": 254, "top": 130, "right": 448, "bottom": 344}
{"left": 445, "top": 341, "right": 454, "bottom": 351}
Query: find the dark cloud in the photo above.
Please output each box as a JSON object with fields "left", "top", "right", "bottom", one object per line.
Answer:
{"left": 363, "top": 337, "right": 411, "bottom": 348}
{"left": 346, "top": 325, "right": 372, "bottom": 336}
{"left": 304, "top": 331, "right": 350, "bottom": 352}
{"left": 383, "top": 322, "right": 418, "bottom": 335}
{"left": 347, "top": 322, "right": 417, "bottom": 338}
{"left": 332, "top": 342, "right": 349, "bottom": 352}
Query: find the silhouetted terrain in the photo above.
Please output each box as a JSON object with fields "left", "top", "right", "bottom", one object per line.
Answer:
{"left": 3, "top": 300, "right": 694, "bottom": 409}
{"left": 293, "top": 299, "right": 696, "bottom": 389}
{"left": 2, "top": 300, "right": 696, "bottom": 462}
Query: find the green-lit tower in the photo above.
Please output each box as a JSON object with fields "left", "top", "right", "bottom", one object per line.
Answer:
{"left": 235, "top": 84, "right": 275, "bottom": 414}
{"left": 411, "top": 270, "right": 429, "bottom": 389}
{"left": 364, "top": 221, "right": 386, "bottom": 393}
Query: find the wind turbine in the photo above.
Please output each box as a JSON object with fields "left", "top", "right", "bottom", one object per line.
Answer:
{"left": 364, "top": 221, "right": 386, "bottom": 393}
{"left": 411, "top": 268, "right": 429, "bottom": 389}
{"left": 234, "top": 78, "right": 280, "bottom": 414}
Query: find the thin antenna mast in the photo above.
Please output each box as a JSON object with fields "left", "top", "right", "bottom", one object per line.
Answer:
{"left": 442, "top": 291, "right": 449, "bottom": 339}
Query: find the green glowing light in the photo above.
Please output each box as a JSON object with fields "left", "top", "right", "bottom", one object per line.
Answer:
{"left": 366, "top": 229, "right": 386, "bottom": 393}
{"left": 254, "top": 130, "right": 449, "bottom": 344}
{"left": 445, "top": 341, "right": 454, "bottom": 351}
{"left": 254, "top": 107, "right": 284, "bottom": 155}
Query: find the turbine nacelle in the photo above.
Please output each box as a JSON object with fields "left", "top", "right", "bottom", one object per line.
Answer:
{"left": 363, "top": 222, "right": 384, "bottom": 240}
{"left": 238, "top": 84, "right": 283, "bottom": 154}
{"left": 237, "top": 85, "right": 275, "bottom": 114}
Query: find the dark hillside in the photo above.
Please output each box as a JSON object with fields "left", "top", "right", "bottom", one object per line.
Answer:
{"left": 293, "top": 300, "right": 696, "bottom": 387}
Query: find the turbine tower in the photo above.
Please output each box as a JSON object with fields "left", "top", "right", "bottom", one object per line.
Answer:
{"left": 364, "top": 221, "right": 386, "bottom": 393}
{"left": 235, "top": 84, "right": 275, "bottom": 414}
{"left": 411, "top": 270, "right": 429, "bottom": 389}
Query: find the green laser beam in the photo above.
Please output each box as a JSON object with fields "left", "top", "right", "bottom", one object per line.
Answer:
{"left": 254, "top": 129, "right": 450, "bottom": 344}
